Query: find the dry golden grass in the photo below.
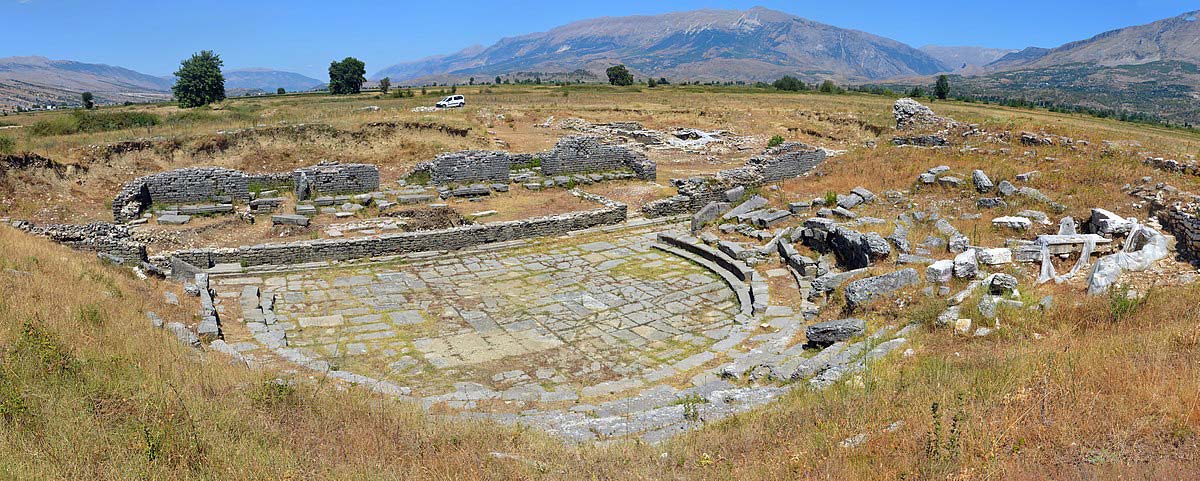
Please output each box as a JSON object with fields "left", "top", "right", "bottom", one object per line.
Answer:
{"left": 3, "top": 85, "right": 1200, "bottom": 479}
{"left": 2, "top": 224, "right": 1198, "bottom": 479}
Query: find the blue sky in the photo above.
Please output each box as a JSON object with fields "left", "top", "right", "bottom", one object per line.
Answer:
{"left": 4, "top": 0, "right": 1197, "bottom": 78}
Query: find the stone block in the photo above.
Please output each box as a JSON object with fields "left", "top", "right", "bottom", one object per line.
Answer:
{"left": 157, "top": 214, "right": 192, "bottom": 225}
{"left": 272, "top": 214, "right": 311, "bottom": 227}
{"left": 806, "top": 318, "right": 866, "bottom": 346}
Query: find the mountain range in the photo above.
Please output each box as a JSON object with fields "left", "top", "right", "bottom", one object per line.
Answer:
{"left": 223, "top": 69, "right": 324, "bottom": 93}
{"left": 373, "top": 7, "right": 948, "bottom": 84}
{"left": 0, "top": 58, "right": 323, "bottom": 110}
{"left": 3, "top": 7, "right": 1199, "bottom": 123}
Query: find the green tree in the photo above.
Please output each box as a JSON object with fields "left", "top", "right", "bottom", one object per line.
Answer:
{"left": 469, "top": 77, "right": 475, "bottom": 85}
{"left": 81, "top": 92, "right": 94, "bottom": 110}
{"left": 328, "top": 57, "right": 367, "bottom": 95}
{"left": 277, "top": 87, "right": 286, "bottom": 95}
{"left": 379, "top": 77, "right": 391, "bottom": 94}
{"left": 606, "top": 65, "right": 634, "bottom": 86}
{"left": 494, "top": 75, "right": 501, "bottom": 85}
{"left": 818, "top": 80, "right": 838, "bottom": 93}
{"left": 908, "top": 86, "right": 926, "bottom": 98}
{"left": 935, "top": 75, "right": 950, "bottom": 100}
{"left": 172, "top": 50, "right": 226, "bottom": 108}
{"left": 773, "top": 76, "right": 805, "bottom": 92}
{"left": 647, "top": 78, "right": 657, "bottom": 88}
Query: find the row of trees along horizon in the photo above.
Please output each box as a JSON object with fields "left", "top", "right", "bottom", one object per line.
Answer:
{"left": 157, "top": 50, "right": 958, "bottom": 110}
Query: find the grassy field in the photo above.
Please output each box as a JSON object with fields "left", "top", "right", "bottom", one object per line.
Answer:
{"left": 1, "top": 85, "right": 1199, "bottom": 479}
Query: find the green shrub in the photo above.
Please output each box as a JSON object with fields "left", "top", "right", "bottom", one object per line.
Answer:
{"left": 0, "top": 136, "right": 14, "bottom": 154}
{"left": 250, "top": 379, "right": 298, "bottom": 409}
{"left": 772, "top": 76, "right": 806, "bottom": 92}
{"left": 768, "top": 135, "right": 785, "bottom": 147}
{"left": 1109, "top": 284, "right": 1151, "bottom": 321}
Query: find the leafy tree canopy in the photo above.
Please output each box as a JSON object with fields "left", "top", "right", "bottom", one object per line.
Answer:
{"left": 329, "top": 57, "right": 367, "bottom": 95}
{"left": 172, "top": 50, "right": 226, "bottom": 108}
{"left": 606, "top": 65, "right": 634, "bottom": 86}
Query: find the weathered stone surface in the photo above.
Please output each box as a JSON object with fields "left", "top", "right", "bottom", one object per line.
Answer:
{"left": 976, "top": 248, "right": 1012, "bottom": 265}
{"left": 723, "top": 195, "right": 768, "bottom": 220}
{"left": 977, "top": 197, "right": 1007, "bottom": 209}
{"left": 953, "top": 249, "right": 978, "bottom": 279}
{"left": 844, "top": 268, "right": 920, "bottom": 310}
{"left": 691, "top": 201, "right": 730, "bottom": 232}
{"left": 1088, "top": 208, "right": 1134, "bottom": 235}
{"left": 1058, "top": 216, "right": 1078, "bottom": 235}
{"left": 988, "top": 273, "right": 1019, "bottom": 295}
{"left": 972, "top": 170, "right": 994, "bottom": 193}
{"left": 156, "top": 214, "right": 192, "bottom": 225}
{"left": 272, "top": 214, "right": 311, "bottom": 227}
{"left": 826, "top": 227, "right": 891, "bottom": 270}
{"left": 887, "top": 225, "right": 911, "bottom": 254}
{"left": 850, "top": 187, "right": 876, "bottom": 203}
{"left": 992, "top": 216, "right": 1032, "bottom": 230}
{"left": 926, "top": 260, "right": 954, "bottom": 284}
{"left": 837, "top": 193, "right": 863, "bottom": 210}
{"left": 806, "top": 319, "right": 866, "bottom": 346}
{"left": 938, "top": 176, "right": 964, "bottom": 188}
{"left": 997, "top": 180, "right": 1016, "bottom": 197}
{"left": 166, "top": 322, "right": 199, "bottom": 347}
{"left": 894, "top": 98, "right": 953, "bottom": 130}
{"left": 893, "top": 135, "right": 948, "bottom": 147}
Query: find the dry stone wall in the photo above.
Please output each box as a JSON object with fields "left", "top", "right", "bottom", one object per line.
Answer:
{"left": 112, "top": 167, "right": 251, "bottom": 222}
{"left": 744, "top": 142, "right": 827, "bottom": 183}
{"left": 293, "top": 163, "right": 380, "bottom": 199}
{"left": 643, "top": 142, "right": 826, "bottom": 218}
{"left": 414, "top": 136, "right": 656, "bottom": 185}
{"left": 169, "top": 201, "right": 627, "bottom": 269}
{"left": 113, "top": 163, "right": 379, "bottom": 222}
{"left": 1158, "top": 205, "right": 1200, "bottom": 259}
{"left": 12, "top": 221, "right": 146, "bottom": 264}
{"left": 540, "top": 135, "right": 656, "bottom": 180}
{"left": 425, "top": 150, "right": 513, "bottom": 184}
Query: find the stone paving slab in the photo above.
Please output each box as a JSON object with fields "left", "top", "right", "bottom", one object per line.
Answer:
{"left": 213, "top": 219, "right": 913, "bottom": 444}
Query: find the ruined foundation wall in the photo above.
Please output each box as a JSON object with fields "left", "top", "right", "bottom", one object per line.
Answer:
{"left": 427, "top": 151, "right": 513, "bottom": 184}
{"left": 169, "top": 203, "right": 627, "bottom": 268}
{"left": 112, "top": 167, "right": 251, "bottom": 222}
{"left": 293, "top": 163, "right": 380, "bottom": 199}
{"left": 540, "top": 135, "right": 656, "bottom": 180}
{"left": 1158, "top": 205, "right": 1200, "bottom": 259}
{"left": 641, "top": 142, "right": 825, "bottom": 218}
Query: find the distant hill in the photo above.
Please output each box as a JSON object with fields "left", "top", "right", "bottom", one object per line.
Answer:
{"left": 0, "top": 56, "right": 172, "bottom": 110}
{"left": 224, "top": 69, "right": 324, "bottom": 92}
{"left": 875, "top": 11, "right": 1200, "bottom": 126}
{"left": 918, "top": 46, "right": 1017, "bottom": 71}
{"left": 373, "top": 7, "right": 949, "bottom": 84}
{"left": 986, "top": 11, "right": 1200, "bottom": 71}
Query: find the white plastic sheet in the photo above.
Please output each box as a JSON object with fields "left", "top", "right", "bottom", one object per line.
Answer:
{"left": 1087, "top": 223, "right": 1169, "bottom": 295}
{"left": 1037, "top": 235, "right": 1096, "bottom": 285}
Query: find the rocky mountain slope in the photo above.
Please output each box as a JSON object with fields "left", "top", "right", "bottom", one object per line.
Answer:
{"left": 0, "top": 56, "right": 172, "bottom": 110}
{"left": 986, "top": 11, "right": 1200, "bottom": 71}
{"left": 918, "top": 45, "right": 1017, "bottom": 71}
{"left": 374, "top": 7, "right": 949, "bottom": 83}
{"left": 224, "top": 69, "right": 324, "bottom": 92}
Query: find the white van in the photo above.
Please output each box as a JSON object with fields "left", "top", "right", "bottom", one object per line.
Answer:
{"left": 435, "top": 95, "right": 465, "bottom": 108}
